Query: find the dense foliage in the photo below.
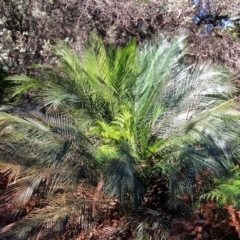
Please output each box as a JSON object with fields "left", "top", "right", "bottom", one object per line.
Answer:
{"left": 0, "top": 33, "right": 240, "bottom": 239}
{"left": 1, "top": 0, "right": 240, "bottom": 239}
{"left": 0, "top": 0, "right": 240, "bottom": 75}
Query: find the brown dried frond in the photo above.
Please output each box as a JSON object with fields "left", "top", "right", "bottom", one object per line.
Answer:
{"left": 225, "top": 205, "right": 240, "bottom": 238}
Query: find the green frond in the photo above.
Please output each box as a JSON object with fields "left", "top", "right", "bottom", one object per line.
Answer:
{"left": 52, "top": 35, "right": 139, "bottom": 122}
{"left": 200, "top": 168, "right": 240, "bottom": 208}
{"left": 0, "top": 104, "right": 94, "bottom": 224}
{"left": 135, "top": 33, "right": 188, "bottom": 129}
{"left": 4, "top": 75, "right": 42, "bottom": 102}
{"left": 103, "top": 147, "right": 145, "bottom": 208}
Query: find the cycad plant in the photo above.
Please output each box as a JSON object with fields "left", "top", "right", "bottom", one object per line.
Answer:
{"left": 0, "top": 33, "right": 240, "bottom": 239}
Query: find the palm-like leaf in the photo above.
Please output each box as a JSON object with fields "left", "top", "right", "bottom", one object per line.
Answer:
{"left": 0, "top": 193, "right": 95, "bottom": 240}
{"left": 136, "top": 208, "right": 170, "bottom": 240}
{"left": 200, "top": 167, "right": 240, "bottom": 209}
{"left": 0, "top": 102, "right": 98, "bottom": 239}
